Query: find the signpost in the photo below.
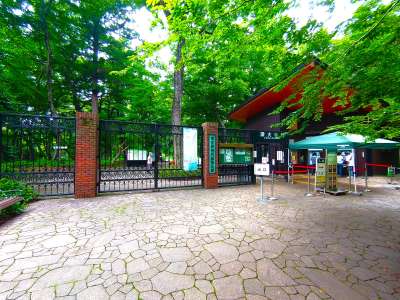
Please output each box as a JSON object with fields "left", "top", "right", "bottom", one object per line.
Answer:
{"left": 315, "top": 158, "right": 326, "bottom": 194}
{"left": 254, "top": 163, "right": 270, "bottom": 203}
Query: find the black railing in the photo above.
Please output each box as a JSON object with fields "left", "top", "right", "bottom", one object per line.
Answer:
{"left": 0, "top": 114, "right": 290, "bottom": 196}
{"left": 0, "top": 113, "right": 76, "bottom": 196}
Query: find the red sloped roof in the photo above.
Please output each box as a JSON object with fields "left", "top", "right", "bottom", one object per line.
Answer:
{"left": 229, "top": 60, "right": 349, "bottom": 123}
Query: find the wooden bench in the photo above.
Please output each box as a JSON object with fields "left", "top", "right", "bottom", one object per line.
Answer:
{"left": 0, "top": 189, "right": 23, "bottom": 210}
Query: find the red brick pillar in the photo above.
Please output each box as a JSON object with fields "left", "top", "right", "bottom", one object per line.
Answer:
{"left": 75, "top": 112, "right": 98, "bottom": 198}
{"left": 202, "top": 122, "right": 218, "bottom": 188}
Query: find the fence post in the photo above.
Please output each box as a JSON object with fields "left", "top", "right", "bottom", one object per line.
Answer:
{"left": 154, "top": 124, "right": 160, "bottom": 190}
{"left": 0, "top": 114, "right": 2, "bottom": 175}
{"left": 202, "top": 122, "right": 218, "bottom": 189}
{"left": 75, "top": 112, "right": 98, "bottom": 198}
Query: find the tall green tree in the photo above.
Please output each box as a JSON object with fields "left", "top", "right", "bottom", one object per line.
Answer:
{"left": 276, "top": 0, "right": 400, "bottom": 139}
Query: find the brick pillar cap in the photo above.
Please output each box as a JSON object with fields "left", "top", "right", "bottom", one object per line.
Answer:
{"left": 202, "top": 122, "right": 218, "bottom": 127}
{"left": 77, "top": 111, "right": 98, "bottom": 119}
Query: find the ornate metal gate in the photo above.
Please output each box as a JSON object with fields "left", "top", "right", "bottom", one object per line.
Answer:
{"left": 98, "top": 120, "right": 203, "bottom": 193}
{"left": 0, "top": 113, "right": 76, "bottom": 196}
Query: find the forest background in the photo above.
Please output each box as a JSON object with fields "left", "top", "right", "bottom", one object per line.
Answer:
{"left": 1, "top": 0, "right": 399, "bottom": 138}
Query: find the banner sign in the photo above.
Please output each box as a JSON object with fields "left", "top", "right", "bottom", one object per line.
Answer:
{"left": 327, "top": 150, "right": 337, "bottom": 190}
{"left": 315, "top": 158, "right": 326, "bottom": 188}
{"left": 258, "top": 131, "right": 280, "bottom": 140}
{"left": 208, "top": 134, "right": 216, "bottom": 174}
{"left": 183, "top": 128, "right": 198, "bottom": 171}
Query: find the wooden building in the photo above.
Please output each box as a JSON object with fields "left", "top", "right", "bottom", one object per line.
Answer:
{"left": 229, "top": 59, "right": 399, "bottom": 175}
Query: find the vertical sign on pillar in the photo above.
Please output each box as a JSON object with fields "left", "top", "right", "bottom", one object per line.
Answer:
{"left": 202, "top": 122, "right": 218, "bottom": 189}
{"left": 209, "top": 134, "right": 216, "bottom": 174}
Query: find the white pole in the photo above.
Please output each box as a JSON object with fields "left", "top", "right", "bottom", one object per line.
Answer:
{"left": 364, "top": 161, "right": 371, "bottom": 192}
{"left": 354, "top": 172, "right": 357, "bottom": 193}
{"left": 269, "top": 171, "right": 278, "bottom": 200}
{"left": 305, "top": 168, "right": 314, "bottom": 197}
{"left": 314, "top": 163, "right": 317, "bottom": 193}
{"left": 287, "top": 148, "right": 290, "bottom": 183}
{"left": 261, "top": 176, "right": 264, "bottom": 200}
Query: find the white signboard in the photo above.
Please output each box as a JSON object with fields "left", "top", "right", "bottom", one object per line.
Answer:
{"left": 127, "top": 149, "right": 146, "bottom": 160}
{"left": 316, "top": 161, "right": 326, "bottom": 177}
{"left": 277, "top": 150, "right": 284, "bottom": 162}
{"left": 183, "top": 128, "right": 198, "bottom": 171}
{"left": 261, "top": 156, "right": 268, "bottom": 164}
{"left": 254, "top": 163, "right": 270, "bottom": 176}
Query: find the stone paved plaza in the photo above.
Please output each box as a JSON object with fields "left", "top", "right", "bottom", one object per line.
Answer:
{"left": 0, "top": 182, "right": 399, "bottom": 300}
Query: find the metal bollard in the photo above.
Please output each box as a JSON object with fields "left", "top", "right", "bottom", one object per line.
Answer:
{"left": 390, "top": 166, "right": 394, "bottom": 185}
{"left": 364, "top": 162, "right": 371, "bottom": 192}
{"left": 351, "top": 172, "right": 362, "bottom": 196}
{"left": 348, "top": 172, "right": 352, "bottom": 192}
{"left": 269, "top": 171, "right": 278, "bottom": 200}
{"left": 304, "top": 169, "right": 314, "bottom": 197}
{"left": 291, "top": 166, "right": 294, "bottom": 185}
{"left": 257, "top": 176, "right": 268, "bottom": 203}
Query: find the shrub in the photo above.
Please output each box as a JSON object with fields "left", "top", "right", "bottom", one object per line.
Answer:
{"left": 159, "top": 169, "right": 201, "bottom": 178}
{"left": 0, "top": 178, "right": 38, "bottom": 216}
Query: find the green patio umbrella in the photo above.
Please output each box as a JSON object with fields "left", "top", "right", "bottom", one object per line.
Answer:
{"left": 289, "top": 132, "right": 400, "bottom": 150}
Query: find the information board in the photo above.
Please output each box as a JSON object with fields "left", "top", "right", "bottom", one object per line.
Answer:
{"left": 234, "top": 148, "right": 252, "bottom": 164}
{"left": 219, "top": 148, "right": 234, "bottom": 164}
{"left": 315, "top": 158, "right": 326, "bottom": 188}
{"left": 208, "top": 134, "right": 216, "bottom": 174}
{"left": 183, "top": 128, "right": 198, "bottom": 171}
{"left": 326, "top": 150, "right": 337, "bottom": 190}
{"left": 219, "top": 147, "right": 252, "bottom": 164}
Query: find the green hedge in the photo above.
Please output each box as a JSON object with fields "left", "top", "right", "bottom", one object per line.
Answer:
{"left": 159, "top": 169, "right": 201, "bottom": 178}
{"left": 0, "top": 178, "right": 38, "bottom": 216}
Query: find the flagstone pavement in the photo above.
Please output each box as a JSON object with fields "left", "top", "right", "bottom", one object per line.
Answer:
{"left": 0, "top": 183, "right": 399, "bottom": 300}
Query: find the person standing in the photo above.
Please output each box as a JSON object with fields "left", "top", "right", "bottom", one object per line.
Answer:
{"left": 346, "top": 151, "right": 355, "bottom": 177}
{"left": 337, "top": 152, "right": 344, "bottom": 177}
{"left": 310, "top": 152, "right": 318, "bottom": 175}
{"left": 147, "top": 152, "right": 153, "bottom": 172}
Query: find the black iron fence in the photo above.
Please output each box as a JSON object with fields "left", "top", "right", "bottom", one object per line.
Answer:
{"left": 0, "top": 113, "right": 76, "bottom": 196}
{"left": 0, "top": 113, "right": 289, "bottom": 196}
{"left": 98, "top": 120, "right": 203, "bottom": 193}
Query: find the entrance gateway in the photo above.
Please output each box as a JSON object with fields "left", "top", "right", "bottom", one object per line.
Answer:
{"left": 99, "top": 121, "right": 289, "bottom": 193}
{"left": 0, "top": 113, "right": 289, "bottom": 197}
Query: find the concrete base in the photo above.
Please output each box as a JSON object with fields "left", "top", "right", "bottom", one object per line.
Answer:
{"left": 326, "top": 189, "right": 348, "bottom": 196}
{"left": 304, "top": 192, "right": 315, "bottom": 197}
{"left": 257, "top": 196, "right": 269, "bottom": 204}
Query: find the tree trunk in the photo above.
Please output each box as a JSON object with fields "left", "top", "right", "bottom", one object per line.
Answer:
{"left": 91, "top": 22, "right": 100, "bottom": 114}
{"left": 172, "top": 37, "right": 185, "bottom": 168}
{"left": 72, "top": 87, "right": 81, "bottom": 112}
{"left": 40, "top": 0, "right": 56, "bottom": 115}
